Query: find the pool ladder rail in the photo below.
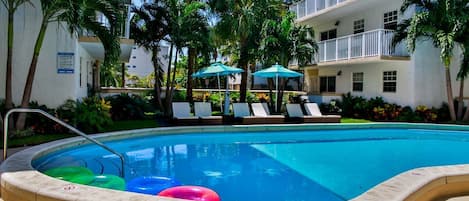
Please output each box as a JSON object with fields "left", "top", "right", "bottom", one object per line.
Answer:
{"left": 2, "top": 108, "right": 125, "bottom": 177}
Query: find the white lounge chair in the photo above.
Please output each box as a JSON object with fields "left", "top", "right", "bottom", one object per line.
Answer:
{"left": 232, "top": 103, "right": 260, "bottom": 124}
{"left": 303, "top": 103, "right": 341, "bottom": 123}
{"left": 251, "top": 103, "right": 284, "bottom": 122}
{"left": 172, "top": 102, "right": 198, "bottom": 125}
{"left": 194, "top": 102, "right": 223, "bottom": 124}
{"left": 233, "top": 103, "right": 284, "bottom": 124}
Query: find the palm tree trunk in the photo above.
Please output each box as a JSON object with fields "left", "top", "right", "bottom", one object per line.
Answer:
{"left": 16, "top": 21, "right": 48, "bottom": 130}
{"left": 463, "top": 98, "right": 469, "bottom": 121}
{"left": 169, "top": 50, "right": 179, "bottom": 102}
{"left": 445, "top": 66, "right": 457, "bottom": 121}
{"left": 457, "top": 79, "right": 464, "bottom": 120}
{"left": 238, "top": 42, "right": 249, "bottom": 103}
{"left": 267, "top": 78, "right": 274, "bottom": 112}
{"left": 164, "top": 44, "right": 174, "bottom": 116}
{"left": 151, "top": 49, "right": 163, "bottom": 110}
{"left": 5, "top": 10, "right": 14, "bottom": 110}
{"left": 186, "top": 47, "right": 196, "bottom": 103}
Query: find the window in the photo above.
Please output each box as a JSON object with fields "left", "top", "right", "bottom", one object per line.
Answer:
{"left": 383, "top": 71, "right": 397, "bottom": 92}
{"left": 353, "top": 19, "right": 365, "bottom": 34}
{"left": 320, "top": 29, "right": 337, "bottom": 41}
{"left": 384, "top": 10, "right": 398, "bottom": 30}
{"left": 352, "top": 72, "right": 364, "bottom": 92}
{"left": 320, "top": 76, "right": 336, "bottom": 93}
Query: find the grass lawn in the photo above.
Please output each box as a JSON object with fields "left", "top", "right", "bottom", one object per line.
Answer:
{"left": 341, "top": 118, "right": 373, "bottom": 123}
{"left": 100, "top": 119, "right": 159, "bottom": 132}
{"left": 3, "top": 119, "right": 159, "bottom": 148}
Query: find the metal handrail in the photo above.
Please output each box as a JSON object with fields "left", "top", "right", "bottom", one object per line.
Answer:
{"left": 3, "top": 108, "right": 125, "bottom": 177}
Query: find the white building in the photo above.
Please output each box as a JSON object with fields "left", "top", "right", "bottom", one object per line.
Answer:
{"left": 125, "top": 46, "right": 169, "bottom": 83}
{"left": 289, "top": 0, "right": 468, "bottom": 108}
{"left": 0, "top": 0, "right": 134, "bottom": 108}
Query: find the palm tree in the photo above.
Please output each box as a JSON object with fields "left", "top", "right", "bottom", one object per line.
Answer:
{"left": 183, "top": 1, "right": 211, "bottom": 103}
{"left": 211, "top": 0, "right": 284, "bottom": 103}
{"left": 16, "top": 0, "right": 123, "bottom": 129}
{"left": 260, "top": 11, "right": 317, "bottom": 112}
{"left": 163, "top": 0, "right": 208, "bottom": 116}
{"left": 394, "top": 0, "right": 469, "bottom": 121}
{"left": 1, "top": 0, "right": 32, "bottom": 112}
{"left": 131, "top": 2, "right": 170, "bottom": 111}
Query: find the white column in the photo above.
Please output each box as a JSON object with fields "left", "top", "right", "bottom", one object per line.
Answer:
{"left": 361, "top": 34, "right": 366, "bottom": 57}
{"left": 378, "top": 30, "right": 382, "bottom": 56}
{"left": 315, "top": 0, "right": 317, "bottom": 12}
{"left": 324, "top": 42, "right": 327, "bottom": 61}
{"left": 335, "top": 40, "right": 338, "bottom": 61}
{"left": 348, "top": 36, "right": 352, "bottom": 59}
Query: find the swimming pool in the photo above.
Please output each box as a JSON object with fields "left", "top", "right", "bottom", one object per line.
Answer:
{"left": 30, "top": 125, "right": 469, "bottom": 201}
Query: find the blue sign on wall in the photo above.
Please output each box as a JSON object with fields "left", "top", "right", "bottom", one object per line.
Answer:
{"left": 57, "top": 52, "right": 75, "bottom": 74}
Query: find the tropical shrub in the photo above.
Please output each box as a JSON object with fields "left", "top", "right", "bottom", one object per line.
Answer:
{"left": 75, "top": 97, "right": 113, "bottom": 133}
{"left": 371, "top": 104, "right": 401, "bottom": 121}
{"left": 25, "top": 101, "right": 65, "bottom": 135}
{"left": 172, "top": 90, "right": 187, "bottom": 102}
{"left": 415, "top": 105, "right": 438, "bottom": 123}
{"left": 105, "top": 94, "right": 153, "bottom": 121}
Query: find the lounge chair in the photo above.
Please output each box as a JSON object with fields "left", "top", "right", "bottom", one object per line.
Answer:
{"left": 303, "top": 103, "right": 341, "bottom": 123}
{"left": 172, "top": 102, "right": 199, "bottom": 125}
{"left": 285, "top": 103, "right": 309, "bottom": 123}
{"left": 232, "top": 103, "right": 263, "bottom": 124}
{"left": 194, "top": 102, "right": 223, "bottom": 124}
{"left": 250, "top": 103, "right": 285, "bottom": 124}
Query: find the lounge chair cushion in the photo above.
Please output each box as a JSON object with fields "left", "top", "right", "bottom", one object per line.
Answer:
{"left": 194, "top": 102, "right": 213, "bottom": 117}
{"left": 172, "top": 102, "right": 195, "bottom": 119}
{"left": 286, "top": 104, "right": 305, "bottom": 118}
{"left": 251, "top": 103, "right": 269, "bottom": 117}
{"left": 304, "top": 103, "right": 323, "bottom": 117}
{"left": 233, "top": 103, "right": 251, "bottom": 118}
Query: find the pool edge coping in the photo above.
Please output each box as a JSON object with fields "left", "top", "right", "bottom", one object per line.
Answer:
{"left": 2, "top": 122, "right": 469, "bottom": 201}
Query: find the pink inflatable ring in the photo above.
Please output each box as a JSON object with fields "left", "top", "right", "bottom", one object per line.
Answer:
{"left": 157, "top": 185, "right": 220, "bottom": 201}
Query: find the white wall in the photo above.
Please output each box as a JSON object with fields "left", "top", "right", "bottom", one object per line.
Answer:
{"left": 318, "top": 61, "right": 415, "bottom": 106}
{"left": 314, "top": 0, "right": 402, "bottom": 39}
{"left": 126, "top": 46, "right": 169, "bottom": 78}
{"left": 0, "top": 0, "right": 90, "bottom": 108}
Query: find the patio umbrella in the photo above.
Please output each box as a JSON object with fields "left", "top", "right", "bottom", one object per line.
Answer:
{"left": 252, "top": 63, "right": 303, "bottom": 110}
{"left": 193, "top": 62, "right": 244, "bottom": 115}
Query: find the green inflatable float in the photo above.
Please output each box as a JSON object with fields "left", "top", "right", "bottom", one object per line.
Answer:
{"left": 87, "top": 175, "right": 126, "bottom": 191}
{"left": 43, "top": 166, "right": 95, "bottom": 184}
{"left": 43, "top": 167, "right": 125, "bottom": 191}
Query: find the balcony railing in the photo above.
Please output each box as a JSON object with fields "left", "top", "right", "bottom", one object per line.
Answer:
{"left": 316, "top": 29, "right": 408, "bottom": 63}
{"left": 290, "top": 0, "right": 348, "bottom": 19}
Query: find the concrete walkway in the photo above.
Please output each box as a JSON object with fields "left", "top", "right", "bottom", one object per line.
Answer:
{"left": 0, "top": 146, "right": 30, "bottom": 164}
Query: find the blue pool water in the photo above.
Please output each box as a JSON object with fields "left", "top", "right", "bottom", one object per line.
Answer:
{"left": 33, "top": 128, "right": 469, "bottom": 201}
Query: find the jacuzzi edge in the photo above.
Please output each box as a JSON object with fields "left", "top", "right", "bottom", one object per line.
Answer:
{"left": 2, "top": 123, "right": 469, "bottom": 201}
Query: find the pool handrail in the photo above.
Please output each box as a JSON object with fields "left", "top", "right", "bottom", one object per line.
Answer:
{"left": 3, "top": 108, "right": 125, "bottom": 177}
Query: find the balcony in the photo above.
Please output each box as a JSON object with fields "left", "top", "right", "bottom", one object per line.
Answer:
{"left": 315, "top": 29, "right": 409, "bottom": 64}
{"left": 289, "top": 0, "right": 348, "bottom": 19}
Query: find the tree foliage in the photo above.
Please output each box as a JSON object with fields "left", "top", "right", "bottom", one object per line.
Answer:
{"left": 394, "top": 0, "right": 469, "bottom": 121}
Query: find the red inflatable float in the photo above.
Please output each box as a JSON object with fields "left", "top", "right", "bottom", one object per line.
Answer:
{"left": 157, "top": 186, "right": 220, "bottom": 201}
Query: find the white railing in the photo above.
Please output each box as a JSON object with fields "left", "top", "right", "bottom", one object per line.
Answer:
{"left": 316, "top": 29, "right": 408, "bottom": 63}
{"left": 290, "top": 0, "right": 347, "bottom": 19}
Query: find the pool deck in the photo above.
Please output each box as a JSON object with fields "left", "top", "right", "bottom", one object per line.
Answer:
{"left": 2, "top": 123, "right": 469, "bottom": 201}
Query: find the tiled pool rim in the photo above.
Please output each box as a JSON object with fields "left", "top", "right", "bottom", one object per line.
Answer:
{"left": 2, "top": 123, "right": 469, "bottom": 201}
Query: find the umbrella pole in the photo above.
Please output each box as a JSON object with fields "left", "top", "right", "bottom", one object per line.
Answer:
{"left": 224, "top": 77, "right": 230, "bottom": 115}
{"left": 275, "top": 74, "right": 279, "bottom": 113}
{"left": 217, "top": 74, "right": 222, "bottom": 113}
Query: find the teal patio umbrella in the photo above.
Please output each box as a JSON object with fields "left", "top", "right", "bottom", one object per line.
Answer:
{"left": 193, "top": 62, "right": 244, "bottom": 115}
{"left": 253, "top": 63, "right": 303, "bottom": 110}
